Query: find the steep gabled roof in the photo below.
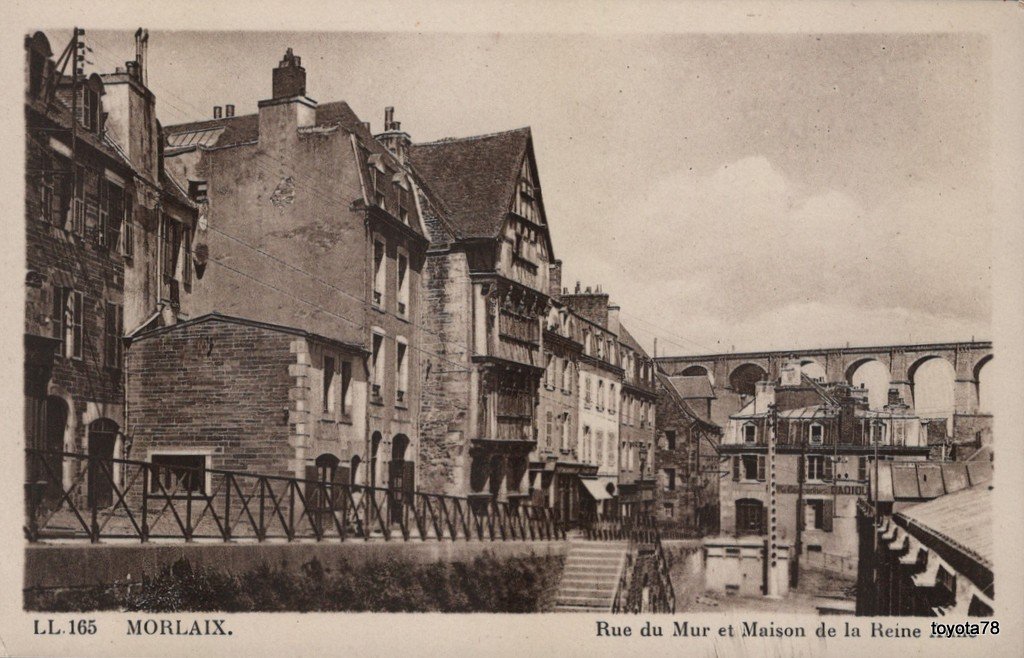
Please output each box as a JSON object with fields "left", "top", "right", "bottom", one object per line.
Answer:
{"left": 408, "top": 127, "right": 532, "bottom": 239}
{"left": 667, "top": 375, "right": 716, "bottom": 400}
{"left": 656, "top": 372, "right": 721, "bottom": 433}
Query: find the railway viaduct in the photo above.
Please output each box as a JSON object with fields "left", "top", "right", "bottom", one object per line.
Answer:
{"left": 655, "top": 341, "right": 992, "bottom": 417}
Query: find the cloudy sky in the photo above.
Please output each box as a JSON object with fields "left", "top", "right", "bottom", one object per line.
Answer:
{"left": 79, "top": 30, "right": 992, "bottom": 355}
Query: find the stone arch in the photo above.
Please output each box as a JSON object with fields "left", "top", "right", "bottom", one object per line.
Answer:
{"left": 729, "top": 363, "right": 767, "bottom": 397}
{"left": 845, "top": 358, "right": 892, "bottom": 410}
{"left": 974, "top": 354, "right": 993, "bottom": 413}
{"left": 314, "top": 453, "right": 340, "bottom": 481}
{"left": 907, "top": 355, "right": 955, "bottom": 427}
{"left": 799, "top": 359, "right": 826, "bottom": 382}
{"left": 680, "top": 364, "right": 714, "bottom": 386}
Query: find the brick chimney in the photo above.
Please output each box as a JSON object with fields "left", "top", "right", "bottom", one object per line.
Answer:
{"left": 272, "top": 48, "right": 306, "bottom": 99}
{"left": 100, "top": 27, "right": 157, "bottom": 180}
{"left": 607, "top": 304, "right": 621, "bottom": 336}
{"left": 548, "top": 259, "right": 562, "bottom": 300}
{"left": 258, "top": 48, "right": 317, "bottom": 144}
{"left": 375, "top": 106, "right": 412, "bottom": 164}
{"left": 561, "top": 282, "right": 610, "bottom": 328}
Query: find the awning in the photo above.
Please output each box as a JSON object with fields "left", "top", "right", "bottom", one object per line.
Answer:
{"left": 580, "top": 478, "right": 613, "bottom": 501}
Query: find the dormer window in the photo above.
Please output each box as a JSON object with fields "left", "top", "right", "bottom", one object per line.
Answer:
{"left": 82, "top": 87, "right": 99, "bottom": 132}
{"left": 743, "top": 423, "right": 757, "bottom": 444}
{"left": 809, "top": 423, "right": 824, "bottom": 445}
{"left": 393, "top": 173, "right": 411, "bottom": 224}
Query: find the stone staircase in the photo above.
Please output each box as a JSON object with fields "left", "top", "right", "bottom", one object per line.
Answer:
{"left": 553, "top": 540, "right": 628, "bottom": 612}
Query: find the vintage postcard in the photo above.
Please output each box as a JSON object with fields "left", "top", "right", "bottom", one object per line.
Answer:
{"left": 2, "top": 1, "right": 1023, "bottom": 656}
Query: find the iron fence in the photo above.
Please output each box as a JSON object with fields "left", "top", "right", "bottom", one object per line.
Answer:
{"left": 24, "top": 450, "right": 566, "bottom": 544}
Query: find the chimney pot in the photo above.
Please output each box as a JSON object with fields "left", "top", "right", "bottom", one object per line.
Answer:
{"left": 225, "top": 104, "right": 235, "bottom": 118}
{"left": 384, "top": 106, "right": 394, "bottom": 129}
{"left": 213, "top": 106, "right": 222, "bottom": 119}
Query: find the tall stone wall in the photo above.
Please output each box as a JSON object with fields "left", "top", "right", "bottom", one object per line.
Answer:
{"left": 417, "top": 249, "right": 473, "bottom": 495}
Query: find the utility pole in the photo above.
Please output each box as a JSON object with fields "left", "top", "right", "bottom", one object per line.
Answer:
{"left": 765, "top": 402, "right": 781, "bottom": 598}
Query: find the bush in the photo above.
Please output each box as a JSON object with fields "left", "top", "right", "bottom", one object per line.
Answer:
{"left": 25, "top": 552, "right": 565, "bottom": 613}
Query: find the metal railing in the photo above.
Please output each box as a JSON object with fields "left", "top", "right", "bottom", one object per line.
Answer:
{"left": 579, "top": 512, "right": 676, "bottom": 613}
{"left": 24, "top": 450, "right": 566, "bottom": 544}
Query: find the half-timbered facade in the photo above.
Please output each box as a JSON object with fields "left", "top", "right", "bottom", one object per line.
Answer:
{"left": 412, "top": 128, "right": 554, "bottom": 505}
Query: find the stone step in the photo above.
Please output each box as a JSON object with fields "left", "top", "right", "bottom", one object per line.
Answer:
{"left": 559, "top": 585, "right": 618, "bottom": 597}
{"left": 554, "top": 605, "right": 608, "bottom": 613}
{"left": 563, "top": 561, "right": 623, "bottom": 571}
{"left": 555, "top": 594, "right": 615, "bottom": 607}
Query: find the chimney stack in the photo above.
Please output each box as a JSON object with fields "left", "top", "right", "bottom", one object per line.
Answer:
{"left": 607, "top": 304, "right": 621, "bottom": 336}
{"left": 272, "top": 47, "right": 306, "bottom": 99}
{"left": 213, "top": 106, "right": 223, "bottom": 119}
{"left": 548, "top": 259, "right": 562, "bottom": 300}
{"left": 225, "top": 104, "right": 235, "bottom": 118}
{"left": 134, "top": 28, "right": 149, "bottom": 87}
{"left": 376, "top": 106, "right": 412, "bottom": 164}
{"left": 888, "top": 387, "right": 901, "bottom": 407}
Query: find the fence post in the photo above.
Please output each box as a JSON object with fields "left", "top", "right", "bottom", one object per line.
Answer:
{"left": 141, "top": 463, "right": 149, "bottom": 543}
{"left": 89, "top": 458, "right": 100, "bottom": 543}
{"left": 223, "top": 473, "right": 232, "bottom": 542}
{"left": 185, "top": 483, "right": 193, "bottom": 542}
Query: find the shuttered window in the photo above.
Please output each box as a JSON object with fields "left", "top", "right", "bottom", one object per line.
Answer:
{"left": 104, "top": 302, "right": 123, "bottom": 369}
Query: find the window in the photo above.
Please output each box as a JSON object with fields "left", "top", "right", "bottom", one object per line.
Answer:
{"left": 733, "top": 454, "right": 765, "bottom": 482}
{"left": 397, "top": 183, "right": 410, "bottom": 223}
{"left": 804, "top": 499, "right": 834, "bottom": 532}
{"left": 103, "top": 302, "right": 123, "bottom": 369}
{"left": 104, "top": 180, "right": 125, "bottom": 250}
{"left": 807, "top": 455, "right": 833, "bottom": 481}
{"left": 546, "top": 411, "right": 553, "bottom": 446}
{"left": 71, "top": 165, "right": 85, "bottom": 235}
{"left": 597, "top": 381, "right": 605, "bottom": 411}
{"left": 150, "top": 454, "right": 207, "bottom": 496}
{"left": 121, "top": 188, "right": 134, "bottom": 259}
{"left": 395, "top": 338, "right": 408, "bottom": 405}
{"left": 596, "top": 430, "right": 604, "bottom": 466}
{"left": 561, "top": 360, "right": 571, "bottom": 392}
{"left": 666, "top": 430, "right": 677, "bottom": 451}
{"left": 664, "top": 468, "right": 676, "bottom": 491}
{"left": 743, "top": 423, "right": 757, "bottom": 444}
{"left": 663, "top": 502, "right": 674, "bottom": 519}
{"left": 323, "top": 355, "right": 336, "bottom": 414}
{"left": 182, "top": 227, "right": 193, "bottom": 289}
{"left": 560, "top": 414, "right": 570, "bottom": 450}
{"left": 340, "top": 361, "right": 352, "bottom": 417}
{"left": 371, "top": 332, "right": 384, "bottom": 401}
{"left": 809, "top": 423, "right": 823, "bottom": 445}
{"left": 53, "top": 287, "right": 83, "bottom": 359}
{"left": 609, "top": 384, "right": 616, "bottom": 414}
{"left": 97, "top": 178, "right": 108, "bottom": 246}
{"left": 606, "top": 434, "right": 615, "bottom": 467}
{"left": 162, "top": 216, "right": 183, "bottom": 282}
{"left": 584, "top": 376, "right": 592, "bottom": 406}
{"left": 639, "top": 402, "right": 647, "bottom": 428}
{"left": 40, "top": 173, "right": 54, "bottom": 223}
{"left": 373, "top": 238, "right": 386, "bottom": 308}
{"left": 396, "top": 250, "right": 409, "bottom": 317}
{"left": 82, "top": 88, "right": 99, "bottom": 133}
{"left": 858, "top": 456, "right": 869, "bottom": 482}
{"left": 582, "top": 425, "right": 592, "bottom": 461}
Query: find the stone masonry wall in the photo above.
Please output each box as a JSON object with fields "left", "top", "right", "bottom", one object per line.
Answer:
{"left": 126, "top": 319, "right": 296, "bottom": 478}
{"left": 417, "top": 249, "right": 473, "bottom": 494}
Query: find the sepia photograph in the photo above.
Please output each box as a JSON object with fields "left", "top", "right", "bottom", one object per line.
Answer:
{"left": 6, "top": 1, "right": 1024, "bottom": 655}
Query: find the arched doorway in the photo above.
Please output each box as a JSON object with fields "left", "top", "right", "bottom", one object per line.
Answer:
{"left": 735, "top": 498, "right": 765, "bottom": 536}
{"left": 34, "top": 397, "right": 68, "bottom": 509}
{"left": 729, "top": 363, "right": 767, "bottom": 397}
{"left": 369, "top": 432, "right": 383, "bottom": 488}
{"left": 87, "top": 418, "right": 118, "bottom": 509}
{"left": 389, "top": 434, "right": 413, "bottom": 523}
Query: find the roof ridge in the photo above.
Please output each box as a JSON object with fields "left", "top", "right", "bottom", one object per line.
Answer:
{"left": 413, "top": 126, "right": 531, "bottom": 148}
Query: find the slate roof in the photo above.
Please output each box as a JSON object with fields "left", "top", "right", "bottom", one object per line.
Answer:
{"left": 897, "top": 483, "right": 993, "bottom": 568}
{"left": 617, "top": 323, "right": 646, "bottom": 356}
{"left": 667, "top": 375, "right": 715, "bottom": 400}
{"left": 408, "top": 127, "right": 532, "bottom": 239}
{"left": 656, "top": 372, "right": 720, "bottom": 432}
{"left": 874, "top": 459, "right": 993, "bottom": 503}
{"left": 164, "top": 101, "right": 386, "bottom": 157}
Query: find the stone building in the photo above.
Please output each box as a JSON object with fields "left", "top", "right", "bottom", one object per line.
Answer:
{"left": 126, "top": 313, "right": 367, "bottom": 483}
{"left": 655, "top": 372, "right": 722, "bottom": 536}
{"left": 24, "top": 29, "right": 196, "bottom": 511}
{"left": 532, "top": 298, "right": 593, "bottom": 523}
{"left": 615, "top": 321, "right": 658, "bottom": 517}
{"left": 718, "top": 359, "right": 931, "bottom": 572}
{"left": 157, "top": 50, "right": 429, "bottom": 490}
{"left": 410, "top": 127, "right": 553, "bottom": 505}
{"left": 561, "top": 285, "right": 625, "bottom": 515}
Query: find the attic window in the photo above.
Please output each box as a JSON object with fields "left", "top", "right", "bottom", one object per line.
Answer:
{"left": 81, "top": 88, "right": 99, "bottom": 133}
